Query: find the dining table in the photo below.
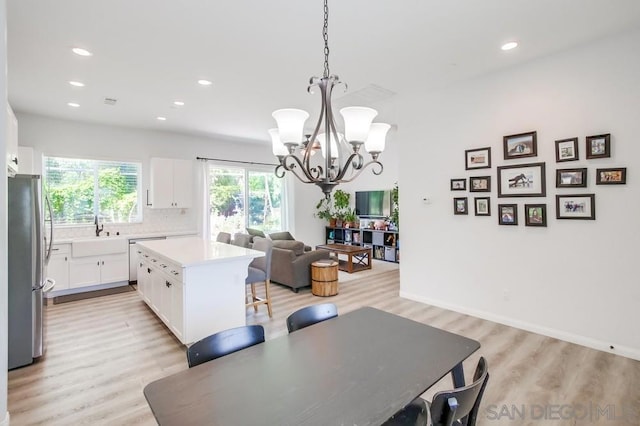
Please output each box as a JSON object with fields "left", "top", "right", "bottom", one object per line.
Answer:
{"left": 143, "top": 306, "right": 480, "bottom": 425}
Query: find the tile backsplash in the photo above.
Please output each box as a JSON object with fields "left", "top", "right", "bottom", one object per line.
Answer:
{"left": 53, "top": 207, "right": 197, "bottom": 240}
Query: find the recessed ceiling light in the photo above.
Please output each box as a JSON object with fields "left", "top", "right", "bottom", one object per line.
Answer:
{"left": 72, "top": 47, "right": 93, "bottom": 57}
{"left": 67, "top": 102, "right": 80, "bottom": 108}
{"left": 157, "top": 116, "right": 167, "bottom": 121}
{"left": 69, "top": 81, "right": 85, "bottom": 87}
{"left": 173, "top": 101, "right": 185, "bottom": 106}
{"left": 501, "top": 41, "right": 518, "bottom": 51}
{"left": 198, "top": 79, "right": 212, "bottom": 86}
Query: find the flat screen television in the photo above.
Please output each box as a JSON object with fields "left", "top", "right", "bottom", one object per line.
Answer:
{"left": 355, "top": 190, "right": 391, "bottom": 217}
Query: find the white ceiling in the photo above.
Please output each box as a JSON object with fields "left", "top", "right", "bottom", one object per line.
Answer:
{"left": 8, "top": 1, "right": 640, "bottom": 146}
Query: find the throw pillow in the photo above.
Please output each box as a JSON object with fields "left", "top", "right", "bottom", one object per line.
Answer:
{"left": 272, "top": 240, "right": 305, "bottom": 256}
{"left": 246, "top": 228, "right": 266, "bottom": 238}
{"left": 269, "top": 231, "right": 295, "bottom": 241}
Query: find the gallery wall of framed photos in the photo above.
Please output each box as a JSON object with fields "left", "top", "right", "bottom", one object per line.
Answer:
{"left": 451, "top": 131, "right": 626, "bottom": 227}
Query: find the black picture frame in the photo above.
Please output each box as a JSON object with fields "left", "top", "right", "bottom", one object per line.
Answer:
{"left": 596, "top": 168, "right": 626, "bottom": 185}
{"left": 498, "top": 204, "right": 518, "bottom": 225}
{"left": 465, "top": 147, "right": 491, "bottom": 170}
{"left": 585, "top": 134, "right": 611, "bottom": 159}
{"left": 555, "top": 137, "right": 579, "bottom": 162}
{"left": 503, "top": 131, "right": 537, "bottom": 160}
{"left": 453, "top": 197, "right": 468, "bottom": 215}
{"left": 525, "top": 204, "right": 547, "bottom": 227}
{"left": 556, "top": 194, "right": 596, "bottom": 220}
{"left": 497, "top": 162, "right": 546, "bottom": 198}
{"left": 450, "top": 178, "right": 467, "bottom": 191}
{"left": 469, "top": 176, "right": 491, "bottom": 192}
{"left": 555, "top": 168, "right": 587, "bottom": 188}
{"left": 474, "top": 197, "right": 491, "bottom": 216}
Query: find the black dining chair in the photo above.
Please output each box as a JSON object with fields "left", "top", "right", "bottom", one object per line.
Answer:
{"left": 286, "top": 303, "right": 338, "bottom": 333}
{"left": 382, "top": 357, "right": 489, "bottom": 426}
{"left": 186, "top": 325, "right": 265, "bottom": 368}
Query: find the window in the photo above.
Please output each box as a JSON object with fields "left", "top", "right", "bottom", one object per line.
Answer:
{"left": 209, "top": 165, "right": 285, "bottom": 237}
{"left": 44, "top": 156, "right": 142, "bottom": 225}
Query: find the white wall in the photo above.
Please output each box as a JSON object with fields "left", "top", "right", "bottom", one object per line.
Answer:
{"left": 398, "top": 29, "right": 640, "bottom": 359}
{"left": 1, "top": 0, "right": 9, "bottom": 422}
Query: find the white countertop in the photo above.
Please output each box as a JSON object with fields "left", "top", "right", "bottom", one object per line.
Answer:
{"left": 136, "top": 237, "right": 264, "bottom": 267}
{"left": 54, "top": 230, "right": 198, "bottom": 245}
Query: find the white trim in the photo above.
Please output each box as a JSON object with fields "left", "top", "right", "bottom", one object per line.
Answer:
{"left": 399, "top": 291, "right": 640, "bottom": 362}
{"left": 0, "top": 411, "right": 10, "bottom": 426}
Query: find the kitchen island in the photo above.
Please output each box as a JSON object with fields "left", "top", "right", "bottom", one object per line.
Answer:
{"left": 136, "top": 237, "right": 263, "bottom": 344}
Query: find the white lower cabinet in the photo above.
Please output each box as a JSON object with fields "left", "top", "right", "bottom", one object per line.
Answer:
{"left": 47, "top": 244, "right": 71, "bottom": 290}
{"left": 137, "top": 248, "right": 186, "bottom": 343}
{"left": 69, "top": 253, "right": 128, "bottom": 289}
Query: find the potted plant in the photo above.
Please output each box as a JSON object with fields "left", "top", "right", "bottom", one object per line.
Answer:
{"left": 333, "top": 189, "right": 351, "bottom": 227}
{"left": 344, "top": 208, "right": 358, "bottom": 229}
{"left": 390, "top": 182, "right": 399, "bottom": 229}
{"left": 315, "top": 196, "right": 336, "bottom": 227}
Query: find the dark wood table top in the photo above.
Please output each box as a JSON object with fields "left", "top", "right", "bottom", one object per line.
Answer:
{"left": 316, "top": 243, "right": 372, "bottom": 254}
{"left": 143, "top": 307, "right": 480, "bottom": 426}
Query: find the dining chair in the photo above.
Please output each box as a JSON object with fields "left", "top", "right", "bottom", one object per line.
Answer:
{"left": 286, "top": 303, "right": 338, "bottom": 333}
{"left": 382, "top": 357, "right": 489, "bottom": 426}
{"left": 246, "top": 237, "right": 273, "bottom": 317}
{"left": 215, "top": 231, "right": 231, "bottom": 244}
{"left": 186, "top": 325, "right": 265, "bottom": 368}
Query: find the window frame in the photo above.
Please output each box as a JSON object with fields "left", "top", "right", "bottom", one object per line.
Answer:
{"left": 43, "top": 154, "right": 143, "bottom": 226}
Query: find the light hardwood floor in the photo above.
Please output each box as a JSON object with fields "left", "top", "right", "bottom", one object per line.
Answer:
{"left": 8, "top": 269, "right": 640, "bottom": 425}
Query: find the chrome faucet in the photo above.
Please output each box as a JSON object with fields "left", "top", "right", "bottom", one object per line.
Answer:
{"left": 94, "top": 215, "right": 104, "bottom": 237}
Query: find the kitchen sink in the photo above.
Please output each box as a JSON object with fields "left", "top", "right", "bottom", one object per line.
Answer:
{"left": 72, "top": 236, "right": 128, "bottom": 257}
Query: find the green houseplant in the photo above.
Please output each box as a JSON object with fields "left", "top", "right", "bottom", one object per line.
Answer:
{"left": 344, "top": 208, "right": 358, "bottom": 228}
{"left": 332, "top": 189, "right": 351, "bottom": 226}
{"left": 315, "top": 196, "right": 336, "bottom": 227}
{"left": 390, "top": 182, "right": 399, "bottom": 229}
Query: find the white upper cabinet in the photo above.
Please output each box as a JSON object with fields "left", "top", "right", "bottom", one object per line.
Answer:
{"left": 149, "top": 158, "right": 194, "bottom": 209}
{"left": 7, "top": 104, "right": 19, "bottom": 176}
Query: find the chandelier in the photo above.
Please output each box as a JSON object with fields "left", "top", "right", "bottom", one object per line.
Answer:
{"left": 269, "top": 0, "right": 390, "bottom": 197}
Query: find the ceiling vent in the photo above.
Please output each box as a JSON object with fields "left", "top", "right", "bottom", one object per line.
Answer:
{"left": 103, "top": 97, "right": 117, "bottom": 106}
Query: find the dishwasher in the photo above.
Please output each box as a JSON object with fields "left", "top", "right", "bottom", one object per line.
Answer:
{"left": 128, "top": 236, "right": 167, "bottom": 283}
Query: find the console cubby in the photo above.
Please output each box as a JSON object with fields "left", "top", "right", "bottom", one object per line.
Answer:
{"left": 324, "top": 226, "right": 399, "bottom": 264}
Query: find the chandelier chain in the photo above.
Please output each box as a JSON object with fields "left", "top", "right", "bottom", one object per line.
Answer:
{"left": 323, "top": 0, "right": 330, "bottom": 78}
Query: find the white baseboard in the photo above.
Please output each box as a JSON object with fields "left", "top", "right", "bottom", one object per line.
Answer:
{"left": 399, "top": 290, "right": 640, "bottom": 362}
{"left": 0, "top": 411, "right": 10, "bottom": 426}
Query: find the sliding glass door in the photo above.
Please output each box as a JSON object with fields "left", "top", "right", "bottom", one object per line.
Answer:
{"left": 209, "top": 165, "right": 285, "bottom": 238}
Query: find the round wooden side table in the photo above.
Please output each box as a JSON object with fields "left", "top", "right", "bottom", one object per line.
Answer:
{"left": 311, "top": 259, "right": 339, "bottom": 296}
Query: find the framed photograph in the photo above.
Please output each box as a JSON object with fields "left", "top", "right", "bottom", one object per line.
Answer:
{"left": 453, "top": 197, "right": 468, "bottom": 215}
{"left": 465, "top": 147, "right": 491, "bottom": 170}
{"left": 450, "top": 178, "right": 467, "bottom": 191}
{"left": 498, "top": 204, "right": 518, "bottom": 225}
{"left": 556, "top": 194, "right": 595, "bottom": 220}
{"left": 555, "top": 168, "right": 587, "bottom": 188}
{"left": 469, "top": 176, "right": 491, "bottom": 192}
{"left": 525, "top": 204, "right": 547, "bottom": 227}
{"left": 503, "top": 131, "right": 537, "bottom": 160}
{"left": 474, "top": 197, "right": 490, "bottom": 216}
{"left": 555, "top": 137, "right": 579, "bottom": 162}
{"left": 586, "top": 133, "right": 610, "bottom": 159}
{"left": 497, "top": 162, "right": 546, "bottom": 198}
{"left": 596, "top": 167, "right": 626, "bottom": 185}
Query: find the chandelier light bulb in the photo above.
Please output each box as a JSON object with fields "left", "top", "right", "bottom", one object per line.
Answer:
{"left": 340, "top": 106, "right": 378, "bottom": 142}
{"left": 365, "top": 123, "right": 391, "bottom": 153}
{"left": 316, "top": 133, "right": 342, "bottom": 159}
{"left": 268, "top": 128, "right": 288, "bottom": 156}
{"left": 272, "top": 109, "right": 309, "bottom": 145}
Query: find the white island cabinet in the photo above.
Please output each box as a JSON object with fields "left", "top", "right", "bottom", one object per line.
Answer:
{"left": 136, "top": 237, "right": 263, "bottom": 344}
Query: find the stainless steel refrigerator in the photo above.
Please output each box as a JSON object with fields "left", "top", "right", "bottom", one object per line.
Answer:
{"left": 8, "top": 174, "right": 54, "bottom": 369}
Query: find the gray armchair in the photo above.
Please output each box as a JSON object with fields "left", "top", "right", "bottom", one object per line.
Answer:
{"left": 270, "top": 240, "right": 330, "bottom": 292}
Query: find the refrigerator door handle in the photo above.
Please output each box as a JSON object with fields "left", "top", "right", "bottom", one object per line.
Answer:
{"left": 45, "top": 195, "right": 54, "bottom": 263}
